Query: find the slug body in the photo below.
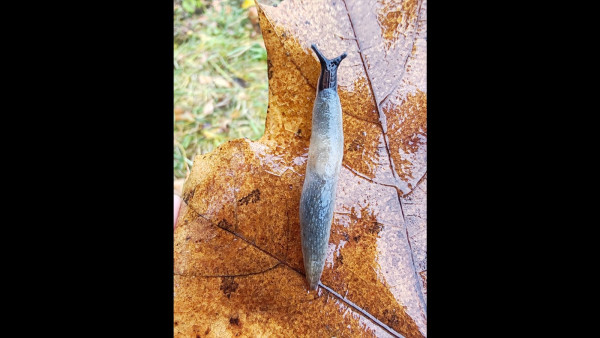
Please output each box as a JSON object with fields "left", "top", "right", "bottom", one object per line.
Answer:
{"left": 299, "top": 45, "right": 347, "bottom": 290}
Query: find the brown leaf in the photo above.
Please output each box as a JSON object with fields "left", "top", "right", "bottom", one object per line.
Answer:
{"left": 202, "top": 101, "right": 215, "bottom": 116}
{"left": 175, "top": 111, "right": 195, "bottom": 122}
{"left": 175, "top": 0, "right": 427, "bottom": 337}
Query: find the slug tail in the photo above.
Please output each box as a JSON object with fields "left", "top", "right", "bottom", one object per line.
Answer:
{"left": 305, "top": 266, "right": 320, "bottom": 291}
{"left": 311, "top": 44, "right": 347, "bottom": 92}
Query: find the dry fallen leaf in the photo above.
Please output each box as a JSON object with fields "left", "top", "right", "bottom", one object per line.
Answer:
{"left": 175, "top": 0, "right": 427, "bottom": 337}
{"left": 175, "top": 111, "right": 195, "bottom": 122}
{"left": 203, "top": 101, "right": 215, "bottom": 116}
{"left": 214, "top": 77, "right": 233, "bottom": 88}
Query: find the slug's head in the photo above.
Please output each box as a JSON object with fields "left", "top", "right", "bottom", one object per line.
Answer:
{"left": 311, "top": 44, "right": 347, "bottom": 92}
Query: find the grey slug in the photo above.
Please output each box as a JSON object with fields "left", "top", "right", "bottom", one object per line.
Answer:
{"left": 299, "top": 44, "right": 347, "bottom": 290}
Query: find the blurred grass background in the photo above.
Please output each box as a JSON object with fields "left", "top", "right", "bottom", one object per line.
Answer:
{"left": 174, "top": 0, "right": 280, "bottom": 183}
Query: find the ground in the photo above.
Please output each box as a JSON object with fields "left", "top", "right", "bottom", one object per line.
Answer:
{"left": 174, "top": 0, "right": 279, "bottom": 183}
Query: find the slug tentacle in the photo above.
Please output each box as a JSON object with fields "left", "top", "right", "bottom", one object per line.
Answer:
{"left": 311, "top": 44, "right": 347, "bottom": 92}
{"left": 300, "top": 44, "right": 346, "bottom": 291}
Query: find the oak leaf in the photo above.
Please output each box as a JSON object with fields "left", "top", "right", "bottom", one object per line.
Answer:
{"left": 174, "top": 0, "right": 427, "bottom": 336}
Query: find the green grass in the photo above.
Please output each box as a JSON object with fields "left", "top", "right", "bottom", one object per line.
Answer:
{"left": 174, "top": 0, "right": 269, "bottom": 179}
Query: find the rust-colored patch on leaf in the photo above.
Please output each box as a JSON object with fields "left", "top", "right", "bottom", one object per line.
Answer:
{"left": 377, "top": 0, "right": 420, "bottom": 49}
{"left": 395, "top": 90, "right": 427, "bottom": 154}
{"left": 220, "top": 277, "right": 239, "bottom": 298}
{"left": 175, "top": 0, "right": 427, "bottom": 337}
{"left": 386, "top": 89, "right": 427, "bottom": 186}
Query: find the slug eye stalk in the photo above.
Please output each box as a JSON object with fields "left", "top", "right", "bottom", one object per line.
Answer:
{"left": 311, "top": 44, "right": 347, "bottom": 92}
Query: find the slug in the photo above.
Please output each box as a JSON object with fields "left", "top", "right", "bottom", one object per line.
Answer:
{"left": 299, "top": 44, "right": 347, "bottom": 290}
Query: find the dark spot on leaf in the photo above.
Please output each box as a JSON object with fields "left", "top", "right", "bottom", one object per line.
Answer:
{"left": 353, "top": 235, "right": 361, "bottom": 242}
{"left": 281, "top": 32, "right": 287, "bottom": 38}
{"left": 182, "top": 187, "right": 196, "bottom": 203}
{"left": 347, "top": 139, "right": 362, "bottom": 151}
{"left": 185, "top": 236, "right": 191, "bottom": 241}
{"left": 382, "top": 309, "right": 400, "bottom": 328}
{"left": 174, "top": 321, "right": 178, "bottom": 325}
{"left": 267, "top": 59, "right": 273, "bottom": 80}
{"left": 229, "top": 316, "right": 241, "bottom": 326}
{"left": 217, "top": 219, "right": 233, "bottom": 230}
{"left": 238, "top": 189, "right": 261, "bottom": 205}
{"left": 305, "top": 20, "right": 310, "bottom": 25}
{"left": 368, "top": 222, "right": 383, "bottom": 235}
{"left": 220, "top": 277, "right": 238, "bottom": 298}
{"left": 336, "top": 253, "right": 344, "bottom": 265}
{"left": 205, "top": 328, "right": 210, "bottom": 335}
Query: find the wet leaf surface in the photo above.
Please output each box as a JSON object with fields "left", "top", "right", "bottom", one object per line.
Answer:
{"left": 175, "top": 0, "right": 427, "bottom": 336}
